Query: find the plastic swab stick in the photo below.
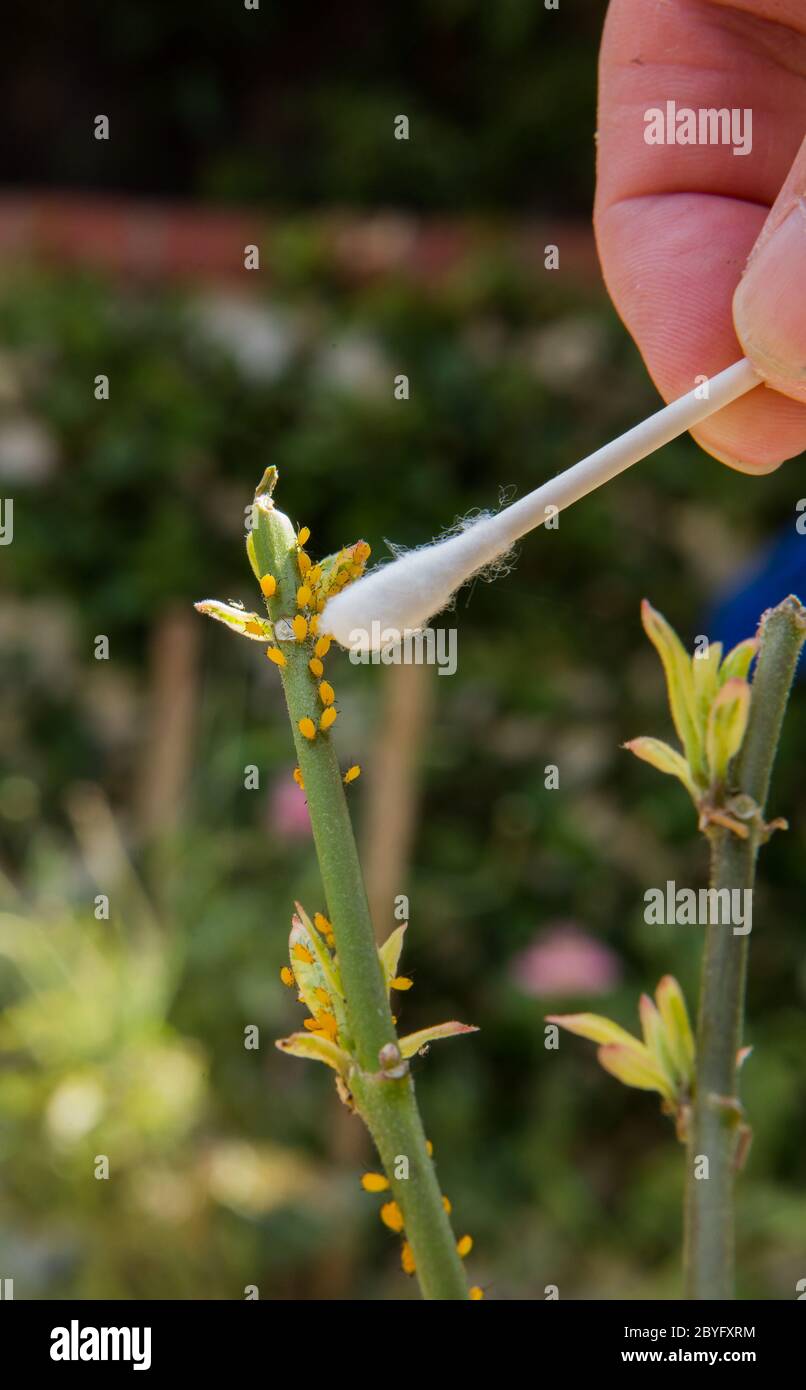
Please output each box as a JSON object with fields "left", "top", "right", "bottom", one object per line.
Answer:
{"left": 322, "top": 357, "right": 760, "bottom": 651}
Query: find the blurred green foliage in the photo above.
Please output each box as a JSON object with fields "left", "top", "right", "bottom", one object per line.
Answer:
{"left": 1, "top": 246, "right": 805, "bottom": 1300}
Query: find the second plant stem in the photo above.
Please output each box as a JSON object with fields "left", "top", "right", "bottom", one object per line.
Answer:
{"left": 253, "top": 492, "right": 469, "bottom": 1300}
{"left": 684, "top": 596, "right": 806, "bottom": 1300}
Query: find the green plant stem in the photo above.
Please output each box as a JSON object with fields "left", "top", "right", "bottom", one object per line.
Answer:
{"left": 253, "top": 492, "right": 469, "bottom": 1300}
{"left": 684, "top": 596, "right": 806, "bottom": 1300}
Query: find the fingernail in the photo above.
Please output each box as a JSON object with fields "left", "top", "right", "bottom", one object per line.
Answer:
{"left": 734, "top": 200, "right": 806, "bottom": 383}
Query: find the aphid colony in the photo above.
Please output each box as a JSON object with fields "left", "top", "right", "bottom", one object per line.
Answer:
{"left": 198, "top": 479, "right": 483, "bottom": 1298}
{"left": 196, "top": 525, "right": 367, "bottom": 781}
{"left": 277, "top": 905, "right": 483, "bottom": 1297}
{"left": 256, "top": 524, "right": 370, "bottom": 769}
{"left": 360, "top": 1163, "right": 482, "bottom": 1296}
{"left": 278, "top": 904, "right": 413, "bottom": 1046}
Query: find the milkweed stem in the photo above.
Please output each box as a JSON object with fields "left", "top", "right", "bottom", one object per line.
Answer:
{"left": 684, "top": 596, "right": 806, "bottom": 1299}
{"left": 252, "top": 489, "right": 469, "bottom": 1300}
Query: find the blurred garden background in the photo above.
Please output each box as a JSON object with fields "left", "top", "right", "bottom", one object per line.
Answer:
{"left": 1, "top": 0, "right": 804, "bottom": 1300}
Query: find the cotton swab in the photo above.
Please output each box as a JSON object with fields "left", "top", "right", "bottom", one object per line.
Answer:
{"left": 321, "top": 357, "right": 760, "bottom": 651}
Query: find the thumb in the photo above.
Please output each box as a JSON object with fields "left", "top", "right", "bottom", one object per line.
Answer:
{"left": 733, "top": 136, "right": 806, "bottom": 405}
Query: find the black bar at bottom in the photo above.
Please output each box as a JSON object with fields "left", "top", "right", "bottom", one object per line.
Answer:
{"left": 0, "top": 1297, "right": 798, "bottom": 1375}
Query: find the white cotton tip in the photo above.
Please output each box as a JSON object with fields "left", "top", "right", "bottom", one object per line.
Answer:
{"left": 321, "top": 512, "right": 512, "bottom": 652}
{"left": 321, "top": 358, "right": 760, "bottom": 654}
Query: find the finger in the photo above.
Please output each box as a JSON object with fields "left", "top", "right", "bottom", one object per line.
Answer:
{"left": 733, "top": 136, "right": 806, "bottom": 401}
{"left": 595, "top": 0, "right": 806, "bottom": 472}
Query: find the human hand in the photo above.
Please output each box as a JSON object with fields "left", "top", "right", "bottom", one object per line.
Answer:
{"left": 595, "top": 0, "right": 806, "bottom": 472}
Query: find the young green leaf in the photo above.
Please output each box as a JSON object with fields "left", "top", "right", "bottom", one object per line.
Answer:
{"left": 289, "top": 907, "right": 345, "bottom": 1034}
{"left": 641, "top": 600, "right": 704, "bottom": 780}
{"left": 194, "top": 599, "right": 273, "bottom": 642}
{"left": 655, "top": 975, "right": 695, "bottom": 1088}
{"left": 246, "top": 530, "right": 262, "bottom": 582}
{"left": 549, "top": 979, "right": 696, "bottom": 1109}
{"left": 275, "top": 1031, "right": 351, "bottom": 1075}
{"left": 293, "top": 904, "right": 343, "bottom": 997}
{"left": 398, "top": 1021, "right": 479, "bottom": 1059}
{"left": 315, "top": 541, "right": 372, "bottom": 601}
{"left": 546, "top": 1011, "right": 644, "bottom": 1050}
{"left": 379, "top": 922, "right": 408, "bottom": 996}
{"left": 639, "top": 992, "right": 678, "bottom": 1092}
{"left": 719, "top": 637, "right": 757, "bottom": 686}
{"left": 692, "top": 640, "right": 722, "bottom": 726}
{"left": 597, "top": 1042, "right": 676, "bottom": 1100}
{"left": 705, "top": 677, "right": 751, "bottom": 786}
{"left": 623, "top": 737, "right": 699, "bottom": 800}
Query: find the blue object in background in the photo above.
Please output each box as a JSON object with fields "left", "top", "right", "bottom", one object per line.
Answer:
{"left": 705, "top": 527, "right": 806, "bottom": 680}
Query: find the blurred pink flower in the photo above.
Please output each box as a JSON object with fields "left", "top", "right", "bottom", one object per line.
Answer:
{"left": 511, "top": 923, "right": 621, "bottom": 998}
{"left": 268, "top": 774, "right": 311, "bottom": 840}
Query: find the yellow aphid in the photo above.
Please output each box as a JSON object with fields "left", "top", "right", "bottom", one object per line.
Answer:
{"left": 298, "top": 551, "right": 311, "bottom": 575}
{"left": 442, "top": 1195, "right": 452, "bottom": 1214}
{"left": 245, "top": 620, "right": 263, "bottom": 635}
{"left": 326, "top": 935, "right": 336, "bottom": 950}
{"left": 309, "top": 657, "right": 324, "bottom": 678}
{"left": 336, "top": 570, "right": 351, "bottom": 587}
{"left": 292, "top": 767, "right": 305, "bottom": 789}
{"left": 292, "top": 943, "right": 314, "bottom": 965}
{"left": 297, "top": 526, "right": 310, "bottom": 547}
{"left": 315, "top": 598, "right": 326, "bottom": 613}
{"left": 318, "top": 681, "right": 335, "bottom": 706}
{"left": 266, "top": 646, "right": 286, "bottom": 667}
{"left": 305, "top": 1010, "right": 338, "bottom": 1042}
{"left": 314, "top": 635, "right": 331, "bottom": 658}
{"left": 297, "top": 584, "right": 312, "bottom": 608}
{"left": 380, "top": 1201, "right": 404, "bottom": 1234}
{"left": 343, "top": 765, "right": 361, "bottom": 784}
{"left": 391, "top": 1015, "right": 397, "bottom": 1025}
{"left": 308, "top": 565, "right": 322, "bottom": 586}
{"left": 426, "top": 1140, "right": 434, "bottom": 1157}
{"left": 292, "top": 615, "right": 308, "bottom": 642}
{"left": 313, "top": 986, "right": 332, "bottom": 1007}
{"left": 309, "top": 614, "right": 320, "bottom": 636}
{"left": 320, "top": 707, "right": 338, "bottom": 732}
{"left": 469, "top": 1286, "right": 484, "bottom": 1301}
{"left": 456, "top": 1235, "right": 473, "bottom": 1258}
{"left": 401, "top": 1241, "right": 416, "bottom": 1276}
{"left": 280, "top": 966, "right": 295, "bottom": 988}
{"left": 354, "top": 542, "right": 371, "bottom": 563}
{"left": 313, "top": 912, "right": 332, "bottom": 937}
{"left": 391, "top": 976, "right": 413, "bottom": 991}
{"left": 298, "top": 717, "right": 316, "bottom": 741}
{"left": 360, "top": 1172, "right": 390, "bottom": 1194}
{"left": 260, "top": 574, "right": 277, "bottom": 597}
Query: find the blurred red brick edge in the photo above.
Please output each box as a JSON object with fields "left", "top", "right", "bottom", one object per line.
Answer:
{"left": 0, "top": 193, "right": 599, "bottom": 287}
